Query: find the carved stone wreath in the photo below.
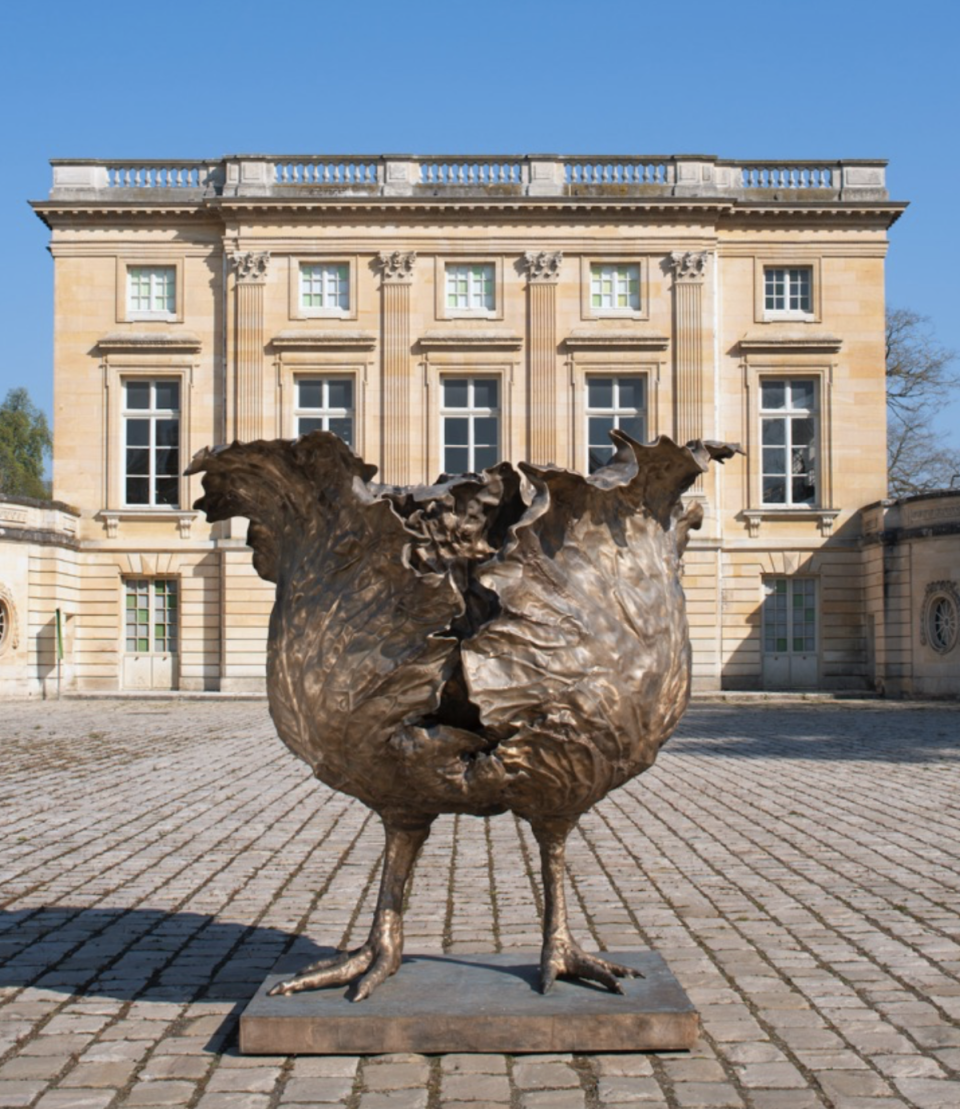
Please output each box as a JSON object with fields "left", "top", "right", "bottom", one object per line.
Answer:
{"left": 920, "top": 580, "right": 960, "bottom": 655}
{"left": 0, "top": 583, "right": 19, "bottom": 654}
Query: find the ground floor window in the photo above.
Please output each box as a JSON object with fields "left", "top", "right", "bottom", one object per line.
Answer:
{"left": 585, "top": 375, "right": 646, "bottom": 472}
{"left": 440, "top": 376, "right": 500, "bottom": 474}
{"left": 125, "top": 579, "right": 178, "bottom": 655}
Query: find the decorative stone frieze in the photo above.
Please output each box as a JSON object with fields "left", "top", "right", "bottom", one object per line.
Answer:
{"left": 231, "top": 251, "right": 271, "bottom": 283}
{"left": 378, "top": 250, "right": 417, "bottom": 283}
{"left": 523, "top": 251, "right": 563, "bottom": 283}
{"left": 669, "top": 251, "right": 709, "bottom": 283}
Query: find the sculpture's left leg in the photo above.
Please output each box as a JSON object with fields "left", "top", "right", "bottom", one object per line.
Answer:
{"left": 532, "top": 817, "right": 641, "bottom": 994}
{"left": 269, "top": 816, "right": 433, "bottom": 1001}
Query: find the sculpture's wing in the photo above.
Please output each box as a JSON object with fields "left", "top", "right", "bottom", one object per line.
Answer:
{"left": 186, "top": 434, "right": 465, "bottom": 778}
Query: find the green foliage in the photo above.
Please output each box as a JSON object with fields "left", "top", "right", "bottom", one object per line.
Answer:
{"left": 0, "top": 388, "right": 53, "bottom": 500}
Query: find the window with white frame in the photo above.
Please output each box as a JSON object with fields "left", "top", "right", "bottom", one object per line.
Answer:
{"left": 445, "top": 264, "right": 495, "bottom": 314}
{"left": 299, "top": 262, "right": 350, "bottom": 313}
{"left": 441, "top": 376, "right": 499, "bottom": 474}
{"left": 586, "top": 375, "right": 646, "bottom": 473}
{"left": 760, "top": 378, "right": 817, "bottom": 506}
{"left": 295, "top": 377, "right": 354, "bottom": 446}
{"left": 127, "top": 266, "right": 176, "bottom": 318}
{"left": 764, "top": 267, "right": 812, "bottom": 317}
{"left": 763, "top": 577, "right": 817, "bottom": 655}
{"left": 125, "top": 578, "right": 178, "bottom": 655}
{"left": 590, "top": 263, "right": 640, "bottom": 313}
{"left": 123, "top": 379, "right": 180, "bottom": 507}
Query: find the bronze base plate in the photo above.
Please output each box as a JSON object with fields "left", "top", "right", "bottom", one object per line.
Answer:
{"left": 240, "top": 950, "right": 698, "bottom": 1055}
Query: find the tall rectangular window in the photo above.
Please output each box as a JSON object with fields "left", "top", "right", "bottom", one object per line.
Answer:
{"left": 127, "top": 266, "right": 175, "bottom": 318}
{"left": 441, "top": 376, "right": 499, "bottom": 474}
{"left": 586, "top": 375, "right": 646, "bottom": 473}
{"left": 590, "top": 264, "right": 640, "bottom": 313}
{"left": 763, "top": 578, "right": 817, "bottom": 655}
{"left": 124, "top": 379, "right": 180, "bottom": 507}
{"left": 300, "top": 263, "right": 350, "bottom": 312}
{"left": 295, "top": 377, "right": 354, "bottom": 446}
{"left": 760, "top": 378, "right": 817, "bottom": 506}
{"left": 445, "top": 264, "right": 495, "bottom": 313}
{"left": 764, "top": 267, "right": 812, "bottom": 315}
{"left": 125, "top": 578, "right": 178, "bottom": 655}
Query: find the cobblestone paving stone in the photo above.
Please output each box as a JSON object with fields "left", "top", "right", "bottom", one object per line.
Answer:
{"left": 0, "top": 699, "right": 958, "bottom": 1108}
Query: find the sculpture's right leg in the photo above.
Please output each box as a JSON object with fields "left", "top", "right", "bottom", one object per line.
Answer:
{"left": 269, "top": 815, "right": 434, "bottom": 1002}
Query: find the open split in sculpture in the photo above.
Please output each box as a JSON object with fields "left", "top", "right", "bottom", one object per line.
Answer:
{"left": 188, "top": 430, "right": 737, "bottom": 1001}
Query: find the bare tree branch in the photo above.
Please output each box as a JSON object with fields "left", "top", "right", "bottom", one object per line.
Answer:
{"left": 886, "top": 308, "right": 960, "bottom": 497}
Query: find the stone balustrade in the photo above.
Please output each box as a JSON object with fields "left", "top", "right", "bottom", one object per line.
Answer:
{"left": 47, "top": 154, "right": 889, "bottom": 201}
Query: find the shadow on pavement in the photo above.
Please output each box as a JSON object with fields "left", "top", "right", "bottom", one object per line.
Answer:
{"left": 671, "top": 705, "right": 960, "bottom": 763}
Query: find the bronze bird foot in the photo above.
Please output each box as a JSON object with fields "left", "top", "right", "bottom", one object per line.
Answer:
{"left": 533, "top": 817, "right": 642, "bottom": 995}
{"left": 540, "top": 931, "right": 641, "bottom": 994}
{"left": 269, "top": 819, "right": 432, "bottom": 1002}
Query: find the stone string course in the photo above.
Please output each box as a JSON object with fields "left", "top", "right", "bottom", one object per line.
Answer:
{"left": 1, "top": 700, "right": 959, "bottom": 1108}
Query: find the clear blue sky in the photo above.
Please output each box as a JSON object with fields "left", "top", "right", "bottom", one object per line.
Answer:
{"left": 2, "top": 0, "right": 958, "bottom": 448}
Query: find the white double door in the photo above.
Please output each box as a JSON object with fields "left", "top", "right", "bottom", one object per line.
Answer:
{"left": 122, "top": 578, "right": 179, "bottom": 690}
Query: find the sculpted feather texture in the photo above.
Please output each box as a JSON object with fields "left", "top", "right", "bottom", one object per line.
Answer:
{"left": 187, "top": 429, "right": 739, "bottom": 999}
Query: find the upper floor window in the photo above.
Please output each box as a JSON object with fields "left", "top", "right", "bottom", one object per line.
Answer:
{"left": 445, "top": 264, "right": 495, "bottom": 314}
{"left": 296, "top": 377, "right": 354, "bottom": 447}
{"left": 127, "top": 266, "right": 176, "bottom": 319}
{"left": 761, "top": 378, "right": 817, "bottom": 506}
{"left": 586, "top": 375, "right": 646, "bottom": 473}
{"left": 300, "top": 263, "right": 350, "bottom": 314}
{"left": 124, "top": 379, "right": 180, "bottom": 508}
{"left": 441, "top": 376, "right": 499, "bottom": 474}
{"left": 590, "top": 264, "right": 640, "bottom": 314}
{"left": 764, "top": 267, "right": 812, "bottom": 317}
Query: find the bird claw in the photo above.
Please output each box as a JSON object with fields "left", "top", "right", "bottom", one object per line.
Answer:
{"left": 540, "top": 938, "right": 641, "bottom": 995}
{"left": 268, "top": 938, "right": 403, "bottom": 1000}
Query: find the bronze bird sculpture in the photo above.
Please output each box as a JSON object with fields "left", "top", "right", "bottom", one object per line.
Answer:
{"left": 187, "top": 430, "right": 737, "bottom": 1001}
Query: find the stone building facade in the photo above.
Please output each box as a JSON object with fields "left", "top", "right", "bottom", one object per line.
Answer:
{"left": 862, "top": 491, "right": 960, "bottom": 697}
{"left": 16, "top": 153, "right": 904, "bottom": 695}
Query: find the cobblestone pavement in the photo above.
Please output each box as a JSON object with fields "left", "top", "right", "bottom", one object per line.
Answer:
{"left": 1, "top": 700, "right": 959, "bottom": 1109}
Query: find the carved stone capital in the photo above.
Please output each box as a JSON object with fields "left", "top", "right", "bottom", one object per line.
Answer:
{"left": 378, "top": 250, "right": 417, "bottom": 283}
{"left": 231, "top": 251, "right": 271, "bottom": 283}
{"left": 523, "top": 250, "right": 563, "bottom": 283}
{"left": 670, "top": 250, "right": 709, "bottom": 283}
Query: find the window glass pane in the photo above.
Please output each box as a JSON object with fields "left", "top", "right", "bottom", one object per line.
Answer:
{"left": 126, "top": 448, "right": 149, "bottom": 476}
{"left": 589, "top": 416, "right": 615, "bottom": 446}
{"left": 327, "top": 379, "right": 353, "bottom": 410}
{"left": 156, "top": 419, "right": 179, "bottom": 448}
{"left": 329, "top": 417, "right": 353, "bottom": 446}
{"left": 762, "top": 447, "right": 786, "bottom": 475}
{"left": 126, "top": 419, "right": 150, "bottom": 447}
{"left": 472, "top": 378, "right": 499, "bottom": 409}
{"left": 126, "top": 382, "right": 151, "bottom": 410}
{"left": 791, "top": 381, "right": 815, "bottom": 411}
{"left": 443, "top": 378, "right": 469, "bottom": 408}
{"left": 761, "top": 381, "right": 786, "bottom": 410}
{"left": 761, "top": 418, "right": 786, "bottom": 446}
{"left": 298, "top": 381, "right": 323, "bottom": 409}
{"left": 299, "top": 417, "right": 324, "bottom": 435}
{"left": 444, "top": 417, "right": 469, "bottom": 446}
{"left": 474, "top": 446, "right": 498, "bottom": 471}
{"left": 155, "top": 448, "right": 179, "bottom": 476}
{"left": 474, "top": 417, "right": 498, "bottom": 447}
{"left": 126, "top": 477, "right": 149, "bottom": 504}
{"left": 154, "top": 382, "right": 179, "bottom": 410}
{"left": 791, "top": 417, "right": 815, "bottom": 448}
{"left": 155, "top": 479, "right": 178, "bottom": 507}
{"left": 444, "top": 447, "right": 469, "bottom": 474}
{"left": 792, "top": 476, "right": 816, "bottom": 504}
{"left": 763, "top": 477, "right": 786, "bottom": 503}
{"left": 588, "top": 378, "right": 613, "bottom": 409}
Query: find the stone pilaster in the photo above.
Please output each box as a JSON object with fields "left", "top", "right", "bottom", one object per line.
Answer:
{"left": 378, "top": 251, "right": 416, "bottom": 485}
{"left": 231, "top": 251, "right": 270, "bottom": 443}
{"left": 670, "top": 251, "right": 709, "bottom": 449}
{"left": 523, "top": 251, "right": 563, "bottom": 465}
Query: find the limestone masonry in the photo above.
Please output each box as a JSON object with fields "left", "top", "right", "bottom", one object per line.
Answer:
{"left": 7, "top": 153, "right": 912, "bottom": 694}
